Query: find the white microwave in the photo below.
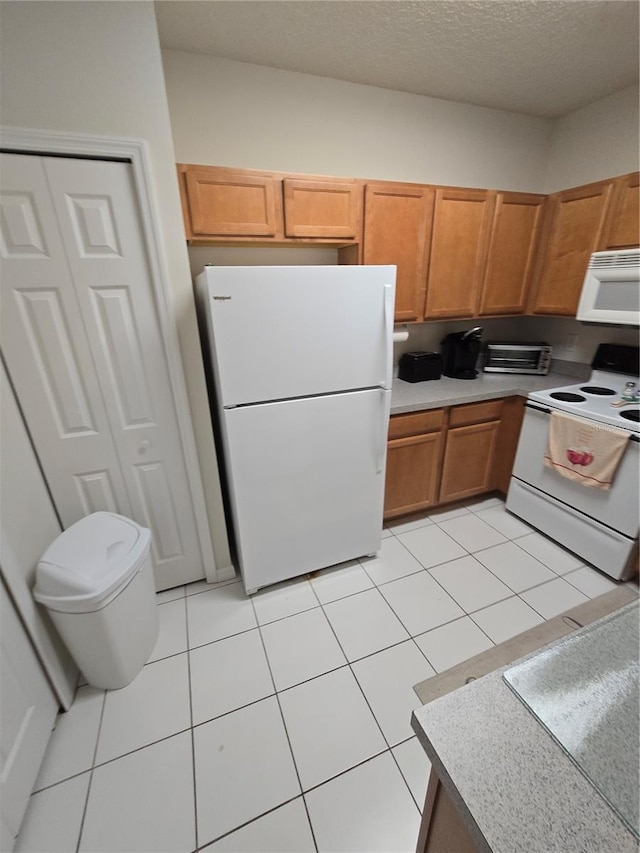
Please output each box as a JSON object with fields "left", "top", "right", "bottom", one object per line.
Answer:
{"left": 576, "top": 248, "right": 640, "bottom": 326}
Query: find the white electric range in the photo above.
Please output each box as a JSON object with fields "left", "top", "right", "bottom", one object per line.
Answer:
{"left": 507, "top": 344, "right": 639, "bottom": 580}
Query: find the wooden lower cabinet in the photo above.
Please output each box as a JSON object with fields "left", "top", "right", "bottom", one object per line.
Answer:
{"left": 440, "top": 420, "right": 500, "bottom": 503}
{"left": 493, "top": 396, "right": 526, "bottom": 494}
{"left": 384, "top": 409, "right": 446, "bottom": 518}
{"left": 417, "top": 770, "right": 479, "bottom": 853}
{"left": 384, "top": 397, "right": 523, "bottom": 521}
{"left": 384, "top": 431, "right": 444, "bottom": 518}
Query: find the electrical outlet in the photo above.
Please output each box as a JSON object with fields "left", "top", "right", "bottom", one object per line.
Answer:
{"left": 565, "top": 333, "right": 578, "bottom": 352}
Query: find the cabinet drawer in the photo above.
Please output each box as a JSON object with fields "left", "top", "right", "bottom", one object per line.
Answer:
{"left": 388, "top": 409, "right": 445, "bottom": 439}
{"left": 449, "top": 400, "right": 503, "bottom": 427}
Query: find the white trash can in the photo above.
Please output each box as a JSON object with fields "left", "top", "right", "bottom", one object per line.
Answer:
{"left": 34, "top": 512, "right": 159, "bottom": 690}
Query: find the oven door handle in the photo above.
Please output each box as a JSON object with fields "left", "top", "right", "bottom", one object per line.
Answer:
{"left": 526, "top": 402, "right": 640, "bottom": 441}
{"left": 525, "top": 403, "right": 552, "bottom": 415}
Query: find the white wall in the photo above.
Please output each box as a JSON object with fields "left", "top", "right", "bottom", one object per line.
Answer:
{"left": 0, "top": 1, "right": 231, "bottom": 575}
{"left": 164, "top": 50, "right": 637, "bottom": 364}
{"left": 544, "top": 85, "right": 640, "bottom": 192}
{"left": 0, "top": 361, "right": 76, "bottom": 707}
{"left": 162, "top": 50, "right": 553, "bottom": 192}
{"left": 394, "top": 316, "right": 639, "bottom": 368}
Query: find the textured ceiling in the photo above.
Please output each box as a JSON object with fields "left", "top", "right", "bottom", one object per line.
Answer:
{"left": 155, "top": 0, "right": 639, "bottom": 118}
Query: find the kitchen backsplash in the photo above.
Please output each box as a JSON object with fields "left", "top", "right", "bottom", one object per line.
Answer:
{"left": 393, "top": 316, "right": 638, "bottom": 367}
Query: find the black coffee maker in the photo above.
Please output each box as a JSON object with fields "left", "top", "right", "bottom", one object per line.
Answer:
{"left": 441, "top": 327, "right": 483, "bottom": 379}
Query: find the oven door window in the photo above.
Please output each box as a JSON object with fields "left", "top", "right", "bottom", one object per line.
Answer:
{"left": 490, "top": 349, "right": 541, "bottom": 369}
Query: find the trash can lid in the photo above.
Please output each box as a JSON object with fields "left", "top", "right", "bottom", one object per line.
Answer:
{"left": 34, "top": 512, "right": 151, "bottom": 612}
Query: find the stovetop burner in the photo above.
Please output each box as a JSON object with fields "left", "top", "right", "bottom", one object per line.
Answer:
{"left": 549, "top": 392, "right": 587, "bottom": 402}
{"left": 579, "top": 386, "right": 617, "bottom": 396}
{"left": 528, "top": 369, "right": 640, "bottom": 433}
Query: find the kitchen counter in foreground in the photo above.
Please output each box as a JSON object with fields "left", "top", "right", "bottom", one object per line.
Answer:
{"left": 391, "top": 368, "right": 588, "bottom": 415}
{"left": 411, "top": 601, "right": 640, "bottom": 853}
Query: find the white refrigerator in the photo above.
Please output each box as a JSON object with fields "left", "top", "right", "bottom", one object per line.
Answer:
{"left": 197, "top": 265, "right": 396, "bottom": 594}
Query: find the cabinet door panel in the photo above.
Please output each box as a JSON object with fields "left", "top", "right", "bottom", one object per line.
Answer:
{"left": 440, "top": 421, "right": 499, "bottom": 503}
{"left": 185, "top": 168, "right": 279, "bottom": 236}
{"left": 479, "top": 193, "right": 545, "bottom": 315}
{"left": 283, "top": 178, "right": 361, "bottom": 238}
{"left": 531, "top": 180, "right": 613, "bottom": 315}
{"left": 364, "top": 183, "right": 433, "bottom": 323}
{"left": 425, "top": 189, "right": 494, "bottom": 319}
{"left": 384, "top": 432, "right": 444, "bottom": 518}
{"left": 492, "top": 396, "right": 526, "bottom": 494}
{"left": 602, "top": 172, "right": 639, "bottom": 250}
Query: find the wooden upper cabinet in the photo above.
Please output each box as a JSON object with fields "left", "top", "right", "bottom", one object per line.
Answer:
{"left": 478, "top": 192, "right": 545, "bottom": 316}
{"left": 363, "top": 183, "right": 434, "bottom": 323}
{"left": 425, "top": 188, "right": 495, "bottom": 319}
{"left": 182, "top": 166, "right": 280, "bottom": 237}
{"left": 283, "top": 178, "right": 361, "bottom": 238}
{"left": 601, "top": 171, "right": 639, "bottom": 250}
{"left": 530, "top": 179, "right": 613, "bottom": 316}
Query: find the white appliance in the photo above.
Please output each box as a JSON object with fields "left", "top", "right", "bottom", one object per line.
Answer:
{"left": 197, "top": 265, "right": 396, "bottom": 594}
{"left": 576, "top": 248, "right": 640, "bottom": 326}
{"left": 507, "top": 344, "right": 639, "bottom": 580}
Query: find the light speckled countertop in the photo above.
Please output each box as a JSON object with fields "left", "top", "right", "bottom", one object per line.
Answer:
{"left": 411, "top": 602, "right": 640, "bottom": 853}
{"left": 390, "top": 366, "right": 589, "bottom": 415}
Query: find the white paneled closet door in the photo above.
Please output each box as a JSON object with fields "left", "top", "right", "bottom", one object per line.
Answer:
{"left": 0, "top": 153, "right": 203, "bottom": 588}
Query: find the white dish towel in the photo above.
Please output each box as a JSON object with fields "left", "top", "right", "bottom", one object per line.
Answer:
{"left": 543, "top": 411, "right": 629, "bottom": 491}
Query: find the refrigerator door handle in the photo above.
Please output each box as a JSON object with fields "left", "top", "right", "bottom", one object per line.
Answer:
{"left": 383, "top": 283, "right": 394, "bottom": 390}
{"left": 376, "top": 388, "right": 388, "bottom": 474}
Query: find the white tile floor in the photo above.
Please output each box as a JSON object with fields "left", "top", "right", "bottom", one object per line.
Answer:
{"left": 16, "top": 497, "right": 633, "bottom": 853}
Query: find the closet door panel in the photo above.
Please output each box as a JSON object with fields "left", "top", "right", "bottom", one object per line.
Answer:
{"left": 44, "top": 158, "right": 202, "bottom": 583}
{"left": 0, "top": 153, "right": 132, "bottom": 525}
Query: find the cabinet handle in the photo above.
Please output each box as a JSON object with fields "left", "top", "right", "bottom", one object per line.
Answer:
{"left": 525, "top": 403, "right": 551, "bottom": 414}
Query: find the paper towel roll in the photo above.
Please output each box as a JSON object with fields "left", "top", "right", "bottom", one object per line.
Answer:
{"left": 393, "top": 325, "right": 409, "bottom": 343}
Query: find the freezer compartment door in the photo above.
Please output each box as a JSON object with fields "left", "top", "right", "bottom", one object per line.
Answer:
{"left": 198, "top": 265, "right": 395, "bottom": 406}
{"left": 221, "top": 388, "right": 391, "bottom": 592}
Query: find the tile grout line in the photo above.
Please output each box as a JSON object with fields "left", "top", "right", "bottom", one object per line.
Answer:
{"left": 387, "top": 742, "right": 425, "bottom": 815}
{"left": 184, "top": 592, "right": 200, "bottom": 852}
{"left": 249, "top": 593, "right": 320, "bottom": 853}
{"left": 74, "top": 686, "right": 107, "bottom": 853}
{"left": 255, "top": 578, "right": 419, "bottom": 830}
{"left": 194, "top": 794, "right": 306, "bottom": 852}
{"left": 310, "top": 585, "right": 423, "bottom": 809}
